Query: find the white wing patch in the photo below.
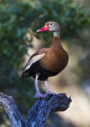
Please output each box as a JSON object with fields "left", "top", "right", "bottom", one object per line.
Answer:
{"left": 24, "top": 53, "right": 45, "bottom": 72}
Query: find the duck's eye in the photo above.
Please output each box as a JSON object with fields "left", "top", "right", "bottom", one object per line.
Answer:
{"left": 50, "top": 23, "right": 52, "bottom": 25}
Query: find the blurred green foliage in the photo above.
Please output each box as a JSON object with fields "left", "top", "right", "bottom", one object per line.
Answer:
{"left": 0, "top": 0, "right": 90, "bottom": 126}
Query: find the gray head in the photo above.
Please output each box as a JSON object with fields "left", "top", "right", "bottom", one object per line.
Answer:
{"left": 37, "top": 21, "right": 60, "bottom": 37}
{"left": 45, "top": 21, "right": 60, "bottom": 32}
{"left": 37, "top": 21, "right": 60, "bottom": 32}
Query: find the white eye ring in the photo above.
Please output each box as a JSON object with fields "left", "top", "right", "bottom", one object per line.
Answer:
{"left": 50, "top": 23, "right": 53, "bottom": 26}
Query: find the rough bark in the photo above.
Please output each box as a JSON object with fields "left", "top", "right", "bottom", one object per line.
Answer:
{"left": 0, "top": 92, "right": 72, "bottom": 127}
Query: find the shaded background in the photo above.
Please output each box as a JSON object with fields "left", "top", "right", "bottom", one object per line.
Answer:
{"left": 0, "top": 0, "right": 90, "bottom": 126}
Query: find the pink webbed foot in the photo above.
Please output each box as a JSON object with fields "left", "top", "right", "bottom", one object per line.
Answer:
{"left": 44, "top": 81, "right": 60, "bottom": 96}
{"left": 46, "top": 91, "right": 58, "bottom": 95}
{"left": 34, "top": 92, "right": 47, "bottom": 98}
{"left": 46, "top": 90, "right": 62, "bottom": 96}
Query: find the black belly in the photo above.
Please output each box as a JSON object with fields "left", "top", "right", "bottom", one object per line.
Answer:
{"left": 22, "top": 60, "right": 58, "bottom": 81}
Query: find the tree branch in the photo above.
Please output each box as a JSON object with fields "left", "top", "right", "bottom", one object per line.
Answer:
{"left": 0, "top": 92, "right": 72, "bottom": 127}
{"left": 0, "top": 92, "right": 26, "bottom": 127}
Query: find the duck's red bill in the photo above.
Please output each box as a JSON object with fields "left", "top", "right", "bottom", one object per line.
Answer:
{"left": 37, "top": 25, "right": 49, "bottom": 32}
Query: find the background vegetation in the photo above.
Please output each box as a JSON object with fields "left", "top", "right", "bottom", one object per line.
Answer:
{"left": 0, "top": 0, "right": 90, "bottom": 126}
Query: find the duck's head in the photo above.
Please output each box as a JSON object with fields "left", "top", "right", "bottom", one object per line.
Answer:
{"left": 37, "top": 21, "right": 60, "bottom": 36}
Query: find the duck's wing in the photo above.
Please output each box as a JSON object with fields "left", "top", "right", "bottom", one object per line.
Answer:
{"left": 22, "top": 48, "right": 47, "bottom": 77}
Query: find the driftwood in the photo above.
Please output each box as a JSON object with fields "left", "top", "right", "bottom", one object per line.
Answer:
{"left": 0, "top": 92, "right": 72, "bottom": 127}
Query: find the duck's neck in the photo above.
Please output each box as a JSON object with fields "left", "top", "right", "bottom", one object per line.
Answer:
{"left": 53, "top": 30, "right": 60, "bottom": 38}
{"left": 51, "top": 30, "right": 61, "bottom": 48}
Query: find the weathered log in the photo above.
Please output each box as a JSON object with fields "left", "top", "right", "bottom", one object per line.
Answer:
{"left": 0, "top": 92, "right": 72, "bottom": 127}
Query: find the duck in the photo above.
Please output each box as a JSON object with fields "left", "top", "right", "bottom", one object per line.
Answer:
{"left": 22, "top": 21, "right": 69, "bottom": 98}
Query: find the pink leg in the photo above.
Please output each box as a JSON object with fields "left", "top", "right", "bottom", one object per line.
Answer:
{"left": 44, "top": 80, "right": 57, "bottom": 95}
{"left": 34, "top": 73, "right": 47, "bottom": 98}
{"left": 44, "top": 80, "right": 50, "bottom": 93}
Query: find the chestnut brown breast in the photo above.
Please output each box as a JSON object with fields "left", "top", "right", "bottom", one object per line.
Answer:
{"left": 40, "top": 37, "right": 69, "bottom": 73}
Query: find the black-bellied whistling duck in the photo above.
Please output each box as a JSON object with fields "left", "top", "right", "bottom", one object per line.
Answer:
{"left": 22, "top": 21, "right": 69, "bottom": 98}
